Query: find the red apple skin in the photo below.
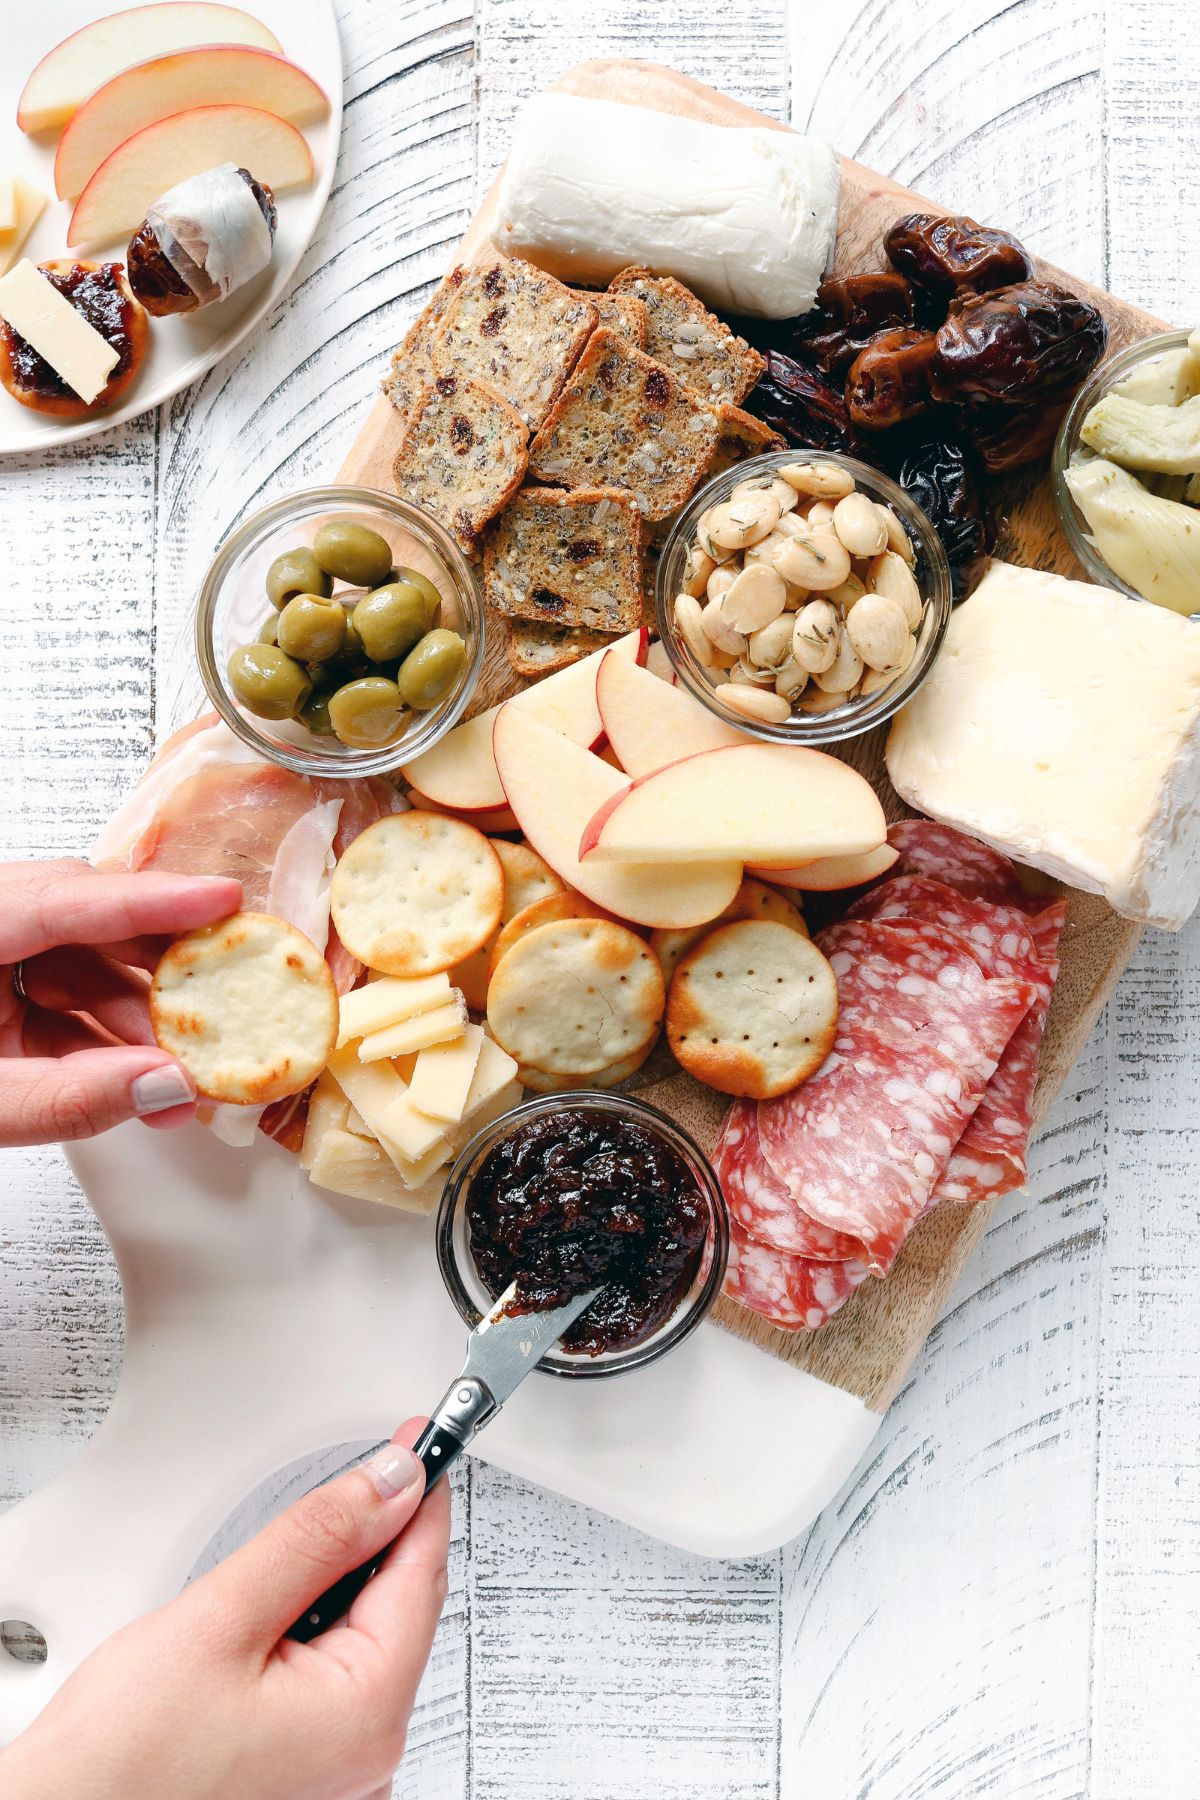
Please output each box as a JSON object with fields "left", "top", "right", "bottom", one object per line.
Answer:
{"left": 577, "top": 787, "right": 626, "bottom": 862}
{"left": 588, "top": 627, "right": 648, "bottom": 750}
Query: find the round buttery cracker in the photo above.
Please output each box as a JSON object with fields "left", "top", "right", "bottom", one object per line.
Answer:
{"left": 492, "top": 838, "right": 565, "bottom": 921}
{"left": 516, "top": 1040, "right": 655, "bottom": 1093}
{"left": 331, "top": 812, "right": 503, "bottom": 977}
{"left": 651, "top": 878, "right": 808, "bottom": 983}
{"left": 666, "top": 919, "right": 837, "bottom": 1099}
{"left": 487, "top": 917, "right": 664, "bottom": 1076}
{"left": 150, "top": 911, "right": 338, "bottom": 1105}
{"left": 485, "top": 890, "right": 604, "bottom": 985}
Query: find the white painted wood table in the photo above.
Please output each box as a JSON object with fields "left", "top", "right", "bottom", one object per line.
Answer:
{"left": 2, "top": 2, "right": 1199, "bottom": 1793}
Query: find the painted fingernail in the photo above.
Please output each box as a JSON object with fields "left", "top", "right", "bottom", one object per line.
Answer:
{"left": 362, "top": 1444, "right": 422, "bottom": 1499}
{"left": 131, "top": 1066, "right": 195, "bottom": 1116}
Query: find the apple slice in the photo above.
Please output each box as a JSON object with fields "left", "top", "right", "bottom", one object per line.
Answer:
{"left": 645, "top": 638, "right": 677, "bottom": 684}
{"left": 19, "top": 2, "right": 282, "bottom": 133}
{"left": 750, "top": 844, "right": 900, "bottom": 890}
{"left": 400, "top": 627, "right": 646, "bottom": 815}
{"left": 69, "top": 104, "right": 312, "bottom": 247}
{"left": 407, "top": 788, "right": 520, "bottom": 835}
{"left": 56, "top": 46, "right": 329, "bottom": 202}
{"left": 493, "top": 708, "right": 741, "bottom": 930}
{"left": 579, "top": 743, "right": 888, "bottom": 866}
{"left": 597, "top": 650, "right": 748, "bottom": 778}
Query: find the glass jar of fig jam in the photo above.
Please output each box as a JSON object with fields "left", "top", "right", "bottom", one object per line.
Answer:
{"left": 437, "top": 1094, "right": 729, "bottom": 1378}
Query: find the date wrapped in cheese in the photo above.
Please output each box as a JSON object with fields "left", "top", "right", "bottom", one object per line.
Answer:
{"left": 886, "top": 561, "right": 1200, "bottom": 929}
{"left": 493, "top": 93, "right": 839, "bottom": 320}
{"left": 126, "top": 163, "right": 276, "bottom": 316}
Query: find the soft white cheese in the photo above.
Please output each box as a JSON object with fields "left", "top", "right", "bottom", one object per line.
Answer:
{"left": 0, "top": 258, "right": 117, "bottom": 403}
{"left": 493, "top": 93, "right": 839, "bottom": 319}
{"left": 886, "top": 561, "right": 1200, "bottom": 929}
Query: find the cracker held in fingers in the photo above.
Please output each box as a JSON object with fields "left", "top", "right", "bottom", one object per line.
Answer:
{"left": 150, "top": 912, "right": 338, "bottom": 1105}
{"left": 392, "top": 373, "right": 528, "bottom": 553}
{"left": 432, "top": 255, "right": 597, "bottom": 431}
{"left": 331, "top": 811, "right": 504, "bottom": 977}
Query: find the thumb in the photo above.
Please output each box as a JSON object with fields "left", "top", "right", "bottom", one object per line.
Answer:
{"left": 196, "top": 1441, "right": 428, "bottom": 1653}
{"left": 0, "top": 1047, "right": 196, "bottom": 1147}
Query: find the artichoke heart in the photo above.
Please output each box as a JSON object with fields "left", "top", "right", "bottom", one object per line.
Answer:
{"left": 1065, "top": 456, "right": 1200, "bottom": 615}
{"left": 1111, "top": 343, "right": 1200, "bottom": 409}
{"left": 1080, "top": 391, "right": 1200, "bottom": 474}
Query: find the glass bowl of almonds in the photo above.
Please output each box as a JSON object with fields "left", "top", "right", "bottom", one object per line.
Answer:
{"left": 655, "top": 450, "right": 953, "bottom": 744}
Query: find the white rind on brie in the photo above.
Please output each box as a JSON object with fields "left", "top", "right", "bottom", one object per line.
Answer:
{"left": 886, "top": 561, "right": 1200, "bottom": 931}
{"left": 494, "top": 94, "right": 839, "bottom": 320}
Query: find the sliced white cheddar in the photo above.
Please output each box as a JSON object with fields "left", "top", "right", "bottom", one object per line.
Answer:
{"left": 299, "top": 1071, "right": 349, "bottom": 1172}
{"left": 409, "top": 1023, "right": 485, "bottom": 1124}
{"left": 0, "top": 177, "right": 48, "bottom": 277}
{"left": 309, "top": 1127, "right": 439, "bottom": 1215}
{"left": 0, "top": 259, "right": 117, "bottom": 403}
{"left": 326, "top": 1044, "right": 454, "bottom": 1173}
{"left": 388, "top": 1134, "right": 456, "bottom": 1194}
{"left": 336, "top": 972, "right": 452, "bottom": 1047}
{"left": 380, "top": 1092, "right": 454, "bottom": 1164}
{"left": 886, "top": 560, "right": 1200, "bottom": 930}
{"left": 357, "top": 997, "right": 467, "bottom": 1063}
{"left": 462, "top": 1032, "right": 519, "bottom": 1123}
{"left": 0, "top": 172, "right": 15, "bottom": 234}
{"left": 345, "top": 1103, "right": 373, "bottom": 1139}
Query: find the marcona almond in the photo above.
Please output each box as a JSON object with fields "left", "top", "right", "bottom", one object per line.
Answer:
{"left": 805, "top": 498, "right": 837, "bottom": 532}
{"left": 831, "top": 491, "right": 888, "bottom": 558}
{"left": 721, "top": 563, "right": 787, "bottom": 633}
{"left": 722, "top": 684, "right": 792, "bottom": 724}
{"left": 706, "top": 562, "right": 739, "bottom": 603}
{"left": 674, "top": 592, "right": 715, "bottom": 666}
{"left": 702, "top": 596, "right": 746, "bottom": 655}
{"left": 774, "top": 658, "right": 808, "bottom": 703}
{"left": 772, "top": 531, "right": 852, "bottom": 593}
{"left": 845, "top": 593, "right": 909, "bottom": 671}
{"left": 813, "top": 630, "right": 864, "bottom": 693}
{"left": 875, "top": 501, "right": 914, "bottom": 564}
{"left": 705, "top": 491, "right": 782, "bottom": 549}
{"left": 866, "top": 550, "right": 923, "bottom": 628}
{"left": 747, "top": 614, "right": 795, "bottom": 669}
{"left": 684, "top": 544, "right": 716, "bottom": 597}
{"left": 779, "top": 460, "right": 856, "bottom": 499}
{"left": 791, "top": 599, "right": 840, "bottom": 673}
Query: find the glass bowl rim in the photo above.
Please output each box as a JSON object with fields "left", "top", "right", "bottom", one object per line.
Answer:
{"left": 653, "top": 447, "right": 953, "bottom": 746}
{"left": 1052, "top": 327, "right": 1193, "bottom": 603}
{"left": 435, "top": 1089, "right": 730, "bottom": 1381}
{"left": 195, "top": 483, "right": 486, "bottom": 779}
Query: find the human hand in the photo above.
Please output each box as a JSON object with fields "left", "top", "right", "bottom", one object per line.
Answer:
{"left": 0, "top": 857, "right": 243, "bottom": 1146}
{"left": 0, "top": 1423, "right": 450, "bottom": 1800}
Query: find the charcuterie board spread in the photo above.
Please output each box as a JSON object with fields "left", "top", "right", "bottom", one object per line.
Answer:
{"left": 36, "top": 53, "right": 1200, "bottom": 1422}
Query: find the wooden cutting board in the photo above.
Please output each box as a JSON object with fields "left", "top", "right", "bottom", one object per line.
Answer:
{"left": 339, "top": 59, "right": 1166, "bottom": 1415}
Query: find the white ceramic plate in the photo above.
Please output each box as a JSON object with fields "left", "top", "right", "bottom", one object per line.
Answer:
{"left": 0, "top": 0, "right": 342, "bottom": 454}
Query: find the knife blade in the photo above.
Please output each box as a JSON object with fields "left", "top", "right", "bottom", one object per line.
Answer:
{"left": 287, "top": 1281, "right": 600, "bottom": 1642}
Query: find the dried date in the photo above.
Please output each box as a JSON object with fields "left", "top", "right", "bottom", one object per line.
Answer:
{"left": 744, "top": 351, "right": 861, "bottom": 454}
{"left": 889, "top": 433, "right": 994, "bottom": 599}
{"left": 930, "top": 279, "right": 1107, "bottom": 408}
{"left": 845, "top": 328, "right": 938, "bottom": 429}
{"left": 884, "top": 213, "right": 1032, "bottom": 311}
{"left": 966, "top": 397, "right": 1071, "bottom": 473}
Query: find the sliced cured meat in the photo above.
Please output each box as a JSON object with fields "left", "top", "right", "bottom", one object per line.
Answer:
{"left": 758, "top": 920, "right": 1037, "bottom": 1270}
{"left": 713, "top": 1098, "right": 863, "bottom": 1261}
{"left": 886, "top": 818, "right": 1026, "bottom": 907}
{"left": 724, "top": 1221, "right": 871, "bottom": 1331}
{"left": 848, "top": 875, "right": 1043, "bottom": 984}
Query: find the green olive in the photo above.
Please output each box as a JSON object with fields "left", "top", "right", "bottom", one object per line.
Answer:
{"left": 227, "top": 644, "right": 311, "bottom": 720}
{"left": 277, "top": 595, "right": 347, "bottom": 664}
{"left": 328, "top": 676, "right": 408, "bottom": 748}
{"left": 391, "top": 565, "right": 443, "bottom": 622}
{"left": 313, "top": 521, "right": 394, "bottom": 588}
{"left": 396, "top": 628, "right": 467, "bottom": 710}
{"left": 353, "top": 581, "right": 430, "bottom": 663}
{"left": 299, "top": 688, "right": 336, "bottom": 736}
{"left": 266, "top": 547, "right": 331, "bottom": 610}
{"left": 257, "top": 615, "right": 279, "bottom": 646}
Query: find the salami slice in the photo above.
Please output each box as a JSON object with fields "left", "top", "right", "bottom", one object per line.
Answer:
{"left": 887, "top": 819, "right": 1026, "bottom": 907}
{"left": 713, "top": 1098, "right": 863, "bottom": 1261}
{"left": 724, "top": 1221, "right": 871, "bottom": 1331}
{"left": 758, "top": 920, "right": 1037, "bottom": 1270}
{"left": 849, "top": 876, "right": 1043, "bottom": 984}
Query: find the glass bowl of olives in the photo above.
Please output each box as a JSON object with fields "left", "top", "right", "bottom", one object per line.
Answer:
{"left": 196, "top": 486, "right": 485, "bottom": 777}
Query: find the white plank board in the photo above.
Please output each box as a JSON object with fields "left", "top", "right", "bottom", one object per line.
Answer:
{"left": 2, "top": 1, "right": 1199, "bottom": 1794}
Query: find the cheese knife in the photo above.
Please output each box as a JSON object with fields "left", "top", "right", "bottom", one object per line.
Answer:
{"left": 287, "top": 1281, "right": 600, "bottom": 1642}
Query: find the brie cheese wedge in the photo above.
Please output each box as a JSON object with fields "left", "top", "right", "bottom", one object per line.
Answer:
{"left": 493, "top": 93, "right": 838, "bottom": 319}
{"left": 886, "top": 561, "right": 1200, "bottom": 929}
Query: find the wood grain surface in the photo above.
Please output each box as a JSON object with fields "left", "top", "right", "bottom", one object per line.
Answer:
{"left": 3, "top": 3, "right": 1198, "bottom": 1796}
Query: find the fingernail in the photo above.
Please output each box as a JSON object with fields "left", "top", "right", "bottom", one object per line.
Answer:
{"left": 131, "top": 1066, "right": 195, "bottom": 1116}
{"left": 361, "top": 1444, "right": 422, "bottom": 1499}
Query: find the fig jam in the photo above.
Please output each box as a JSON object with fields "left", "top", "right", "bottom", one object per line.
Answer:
{"left": 466, "top": 1107, "right": 709, "bottom": 1355}
{"left": 3, "top": 264, "right": 136, "bottom": 402}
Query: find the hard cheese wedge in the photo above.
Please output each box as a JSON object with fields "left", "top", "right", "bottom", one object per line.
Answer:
{"left": 299, "top": 1071, "right": 350, "bottom": 1171}
{"left": 357, "top": 997, "right": 467, "bottom": 1063}
{"left": 886, "top": 560, "right": 1200, "bottom": 929}
{"left": 0, "top": 172, "right": 14, "bottom": 233}
{"left": 336, "top": 972, "right": 452, "bottom": 1047}
{"left": 408, "top": 1022, "right": 485, "bottom": 1123}
{"left": 309, "top": 1127, "right": 439, "bottom": 1215}
{"left": 326, "top": 1047, "right": 452, "bottom": 1186}
{"left": 462, "top": 1032, "right": 519, "bottom": 1120}
{"left": 0, "top": 178, "right": 47, "bottom": 276}
{"left": 0, "top": 258, "right": 117, "bottom": 402}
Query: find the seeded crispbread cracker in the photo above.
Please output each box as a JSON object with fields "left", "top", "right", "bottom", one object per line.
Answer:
{"left": 502, "top": 617, "right": 619, "bottom": 678}
{"left": 432, "top": 255, "right": 597, "bottom": 431}
{"left": 487, "top": 916, "right": 665, "bottom": 1075}
{"left": 573, "top": 289, "right": 648, "bottom": 349}
{"left": 666, "top": 919, "right": 838, "bottom": 1100}
{"left": 607, "top": 268, "right": 765, "bottom": 406}
{"left": 651, "top": 878, "right": 808, "bottom": 982}
{"left": 492, "top": 839, "right": 566, "bottom": 920}
{"left": 392, "top": 375, "right": 528, "bottom": 554}
{"left": 150, "top": 911, "right": 338, "bottom": 1106}
{"left": 704, "top": 403, "right": 786, "bottom": 480}
{"left": 484, "top": 485, "right": 643, "bottom": 634}
{"left": 331, "top": 812, "right": 504, "bottom": 977}
{"left": 528, "top": 329, "right": 721, "bottom": 523}
{"left": 382, "top": 267, "right": 467, "bottom": 429}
